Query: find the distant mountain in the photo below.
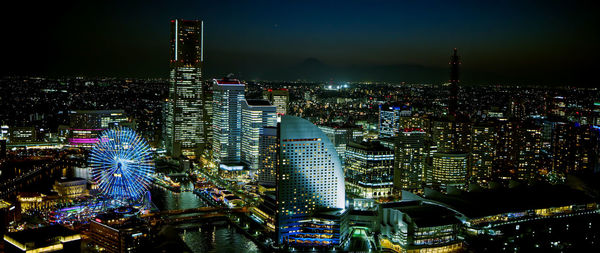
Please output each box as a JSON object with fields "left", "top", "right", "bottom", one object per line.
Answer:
{"left": 258, "top": 58, "right": 447, "bottom": 82}
{"left": 206, "top": 56, "right": 531, "bottom": 85}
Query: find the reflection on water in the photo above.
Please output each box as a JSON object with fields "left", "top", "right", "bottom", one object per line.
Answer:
{"left": 181, "top": 223, "right": 261, "bottom": 253}
{"left": 150, "top": 179, "right": 262, "bottom": 253}
{"left": 150, "top": 181, "right": 204, "bottom": 210}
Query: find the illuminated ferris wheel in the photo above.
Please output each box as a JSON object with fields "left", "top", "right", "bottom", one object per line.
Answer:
{"left": 89, "top": 127, "right": 154, "bottom": 201}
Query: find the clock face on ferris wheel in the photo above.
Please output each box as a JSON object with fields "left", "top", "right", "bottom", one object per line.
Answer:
{"left": 89, "top": 127, "right": 154, "bottom": 201}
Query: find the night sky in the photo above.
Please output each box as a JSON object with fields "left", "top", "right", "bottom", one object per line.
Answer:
{"left": 3, "top": 0, "right": 599, "bottom": 85}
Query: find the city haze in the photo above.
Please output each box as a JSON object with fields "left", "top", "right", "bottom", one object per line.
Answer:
{"left": 3, "top": 0, "right": 599, "bottom": 85}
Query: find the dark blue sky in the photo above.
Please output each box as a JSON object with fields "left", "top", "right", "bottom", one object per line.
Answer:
{"left": 3, "top": 0, "right": 599, "bottom": 85}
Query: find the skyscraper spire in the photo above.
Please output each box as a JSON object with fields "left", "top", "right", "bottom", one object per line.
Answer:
{"left": 449, "top": 48, "right": 460, "bottom": 116}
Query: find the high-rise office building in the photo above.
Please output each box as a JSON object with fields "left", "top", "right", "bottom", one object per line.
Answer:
{"left": 69, "top": 110, "right": 129, "bottom": 129}
{"left": 212, "top": 78, "right": 246, "bottom": 169}
{"left": 394, "top": 129, "right": 426, "bottom": 193}
{"left": 493, "top": 118, "right": 518, "bottom": 181}
{"left": 258, "top": 127, "right": 278, "bottom": 187}
{"left": 318, "top": 123, "right": 362, "bottom": 165}
{"left": 429, "top": 153, "right": 468, "bottom": 190}
{"left": 516, "top": 125, "right": 543, "bottom": 182}
{"left": 263, "top": 88, "right": 289, "bottom": 115}
{"left": 431, "top": 119, "right": 471, "bottom": 154}
{"left": 68, "top": 110, "right": 130, "bottom": 146}
{"left": 345, "top": 141, "right": 394, "bottom": 199}
{"left": 277, "top": 115, "right": 347, "bottom": 247}
{"left": 202, "top": 80, "right": 214, "bottom": 157}
{"left": 241, "top": 99, "right": 277, "bottom": 170}
{"left": 430, "top": 118, "right": 469, "bottom": 191}
{"left": 164, "top": 19, "right": 204, "bottom": 157}
{"left": 378, "top": 103, "right": 412, "bottom": 138}
{"left": 469, "top": 124, "right": 495, "bottom": 184}
{"left": 552, "top": 122, "right": 600, "bottom": 175}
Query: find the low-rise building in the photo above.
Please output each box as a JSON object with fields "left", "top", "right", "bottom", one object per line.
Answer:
{"left": 3, "top": 225, "right": 81, "bottom": 253}
{"left": 53, "top": 177, "right": 88, "bottom": 198}
{"left": 88, "top": 215, "right": 150, "bottom": 253}
{"left": 379, "top": 200, "right": 463, "bottom": 253}
{"left": 422, "top": 185, "right": 600, "bottom": 251}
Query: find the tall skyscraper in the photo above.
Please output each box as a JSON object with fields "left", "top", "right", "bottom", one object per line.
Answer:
{"left": 516, "top": 125, "right": 543, "bottom": 182}
{"left": 277, "top": 115, "right": 346, "bottom": 247}
{"left": 212, "top": 78, "right": 246, "bottom": 169}
{"left": 262, "top": 88, "right": 289, "bottom": 116}
{"left": 428, "top": 121, "right": 469, "bottom": 191}
{"left": 202, "top": 80, "right": 214, "bottom": 157}
{"left": 164, "top": 19, "right": 204, "bottom": 157}
{"left": 448, "top": 48, "right": 460, "bottom": 117}
{"left": 469, "top": 124, "right": 496, "bottom": 184}
{"left": 394, "top": 129, "right": 426, "bottom": 193}
{"left": 432, "top": 119, "right": 471, "bottom": 154}
{"left": 425, "top": 49, "right": 468, "bottom": 191}
{"left": 493, "top": 118, "right": 518, "bottom": 181}
{"left": 258, "top": 126, "right": 278, "bottom": 187}
{"left": 241, "top": 99, "right": 277, "bottom": 170}
{"left": 345, "top": 141, "right": 394, "bottom": 199}
{"left": 552, "top": 122, "right": 599, "bottom": 175}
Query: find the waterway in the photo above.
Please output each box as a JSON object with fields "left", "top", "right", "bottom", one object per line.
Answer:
{"left": 149, "top": 178, "right": 262, "bottom": 253}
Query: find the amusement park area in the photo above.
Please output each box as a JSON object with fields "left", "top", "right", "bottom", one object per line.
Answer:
{"left": 0, "top": 127, "right": 268, "bottom": 253}
{"left": 4, "top": 121, "right": 314, "bottom": 253}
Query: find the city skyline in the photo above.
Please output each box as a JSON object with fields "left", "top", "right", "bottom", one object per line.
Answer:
{"left": 1, "top": 2, "right": 600, "bottom": 253}
{"left": 3, "top": 1, "right": 599, "bottom": 86}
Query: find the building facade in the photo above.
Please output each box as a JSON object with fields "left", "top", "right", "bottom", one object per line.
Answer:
{"left": 394, "top": 129, "right": 426, "bottom": 193}
{"left": 164, "top": 19, "right": 204, "bottom": 157}
{"left": 277, "top": 115, "right": 346, "bottom": 247}
{"left": 241, "top": 99, "right": 277, "bottom": 170}
{"left": 212, "top": 78, "right": 246, "bottom": 168}
{"left": 379, "top": 104, "right": 412, "bottom": 138}
{"left": 318, "top": 123, "right": 362, "bottom": 165}
{"left": 379, "top": 201, "right": 463, "bottom": 253}
{"left": 3, "top": 225, "right": 81, "bottom": 253}
{"left": 263, "top": 88, "right": 289, "bottom": 115}
{"left": 469, "top": 124, "right": 495, "bottom": 184}
{"left": 258, "top": 127, "right": 278, "bottom": 187}
{"left": 345, "top": 141, "right": 394, "bottom": 199}
{"left": 429, "top": 153, "right": 468, "bottom": 190}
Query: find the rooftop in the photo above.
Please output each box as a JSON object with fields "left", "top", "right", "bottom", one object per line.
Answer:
{"left": 245, "top": 99, "right": 272, "bottom": 106}
{"left": 423, "top": 184, "right": 597, "bottom": 219}
{"left": 348, "top": 140, "right": 391, "bottom": 152}
{"left": 215, "top": 78, "right": 243, "bottom": 85}
{"left": 4, "top": 225, "right": 80, "bottom": 249}
{"left": 382, "top": 201, "right": 461, "bottom": 227}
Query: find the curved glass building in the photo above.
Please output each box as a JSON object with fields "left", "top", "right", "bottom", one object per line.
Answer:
{"left": 277, "top": 115, "right": 346, "bottom": 247}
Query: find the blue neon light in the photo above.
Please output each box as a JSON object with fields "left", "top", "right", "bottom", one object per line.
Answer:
{"left": 89, "top": 127, "right": 154, "bottom": 201}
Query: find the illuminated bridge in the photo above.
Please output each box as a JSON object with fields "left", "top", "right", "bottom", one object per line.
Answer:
{"left": 145, "top": 207, "right": 248, "bottom": 225}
